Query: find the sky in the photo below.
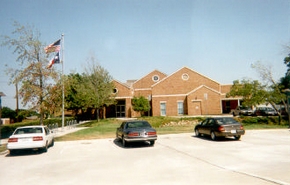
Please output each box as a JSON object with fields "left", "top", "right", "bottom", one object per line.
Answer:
{"left": 0, "top": 0, "right": 289, "bottom": 110}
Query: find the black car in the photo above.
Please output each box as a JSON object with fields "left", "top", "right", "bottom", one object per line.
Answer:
{"left": 194, "top": 117, "right": 245, "bottom": 140}
{"left": 116, "top": 120, "right": 157, "bottom": 147}
{"left": 254, "top": 107, "right": 278, "bottom": 116}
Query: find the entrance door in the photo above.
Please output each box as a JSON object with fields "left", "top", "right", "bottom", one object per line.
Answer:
{"left": 192, "top": 101, "right": 201, "bottom": 115}
{"left": 116, "top": 104, "right": 125, "bottom": 117}
{"left": 105, "top": 100, "right": 126, "bottom": 118}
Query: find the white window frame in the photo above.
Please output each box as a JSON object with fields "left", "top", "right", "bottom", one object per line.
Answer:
{"left": 160, "top": 102, "right": 166, "bottom": 116}
{"left": 177, "top": 101, "right": 184, "bottom": 115}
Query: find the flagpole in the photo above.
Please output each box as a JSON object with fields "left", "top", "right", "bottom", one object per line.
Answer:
{"left": 61, "top": 34, "right": 65, "bottom": 130}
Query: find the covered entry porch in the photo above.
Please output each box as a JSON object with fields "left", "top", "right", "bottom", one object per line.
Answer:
{"left": 221, "top": 98, "right": 242, "bottom": 114}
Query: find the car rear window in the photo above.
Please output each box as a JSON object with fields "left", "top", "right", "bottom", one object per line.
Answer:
{"left": 127, "top": 121, "right": 151, "bottom": 128}
{"left": 15, "top": 127, "right": 43, "bottom": 134}
{"left": 215, "top": 118, "right": 238, "bottom": 125}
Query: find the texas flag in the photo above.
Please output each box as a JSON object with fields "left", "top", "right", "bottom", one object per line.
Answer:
{"left": 47, "top": 52, "right": 60, "bottom": 69}
{"left": 44, "top": 39, "right": 61, "bottom": 54}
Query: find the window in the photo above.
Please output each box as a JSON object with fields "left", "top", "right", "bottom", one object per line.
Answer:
{"left": 45, "top": 128, "right": 49, "bottom": 135}
{"left": 207, "top": 119, "right": 215, "bottom": 126}
{"left": 201, "top": 119, "right": 208, "bottom": 126}
{"left": 152, "top": 75, "right": 160, "bottom": 82}
{"left": 177, "top": 101, "right": 184, "bottom": 115}
{"left": 160, "top": 102, "right": 166, "bottom": 116}
{"left": 127, "top": 121, "right": 151, "bottom": 128}
{"left": 182, "top": 73, "right": 189, "bottom": 80}
{"left": 113, "top": 88, "right": 118, "bottom": 94}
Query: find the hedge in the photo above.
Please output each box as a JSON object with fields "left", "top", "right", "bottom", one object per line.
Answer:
{"left": 235, "top": 116, "right": 288, "bottom": 125}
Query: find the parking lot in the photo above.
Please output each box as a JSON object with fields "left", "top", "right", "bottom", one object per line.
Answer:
{"left": 0, "top": 129, "right": 289, "bottom": 185}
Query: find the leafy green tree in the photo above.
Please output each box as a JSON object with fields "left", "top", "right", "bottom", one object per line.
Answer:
{"left": 228, "top": 62, "right": 287, "bottom": 112}
{"left": 226, "top": 79, "right": 268, "bottom": 107}
{"left": 82, "top": 56, "right": 115, "bottom": 120}
{"left": 280, "top": 52, "right": 290, "bottom": 126}
{"left": 280, "top": 54, "right": 290, "bottom": 89}
{"left": 284, "top": 53, "right": 290, "bottom": 72}
{"left": 132, "top": 96, "right": 150, "bottom": 116}
{"left": 280, "top": 75, "right": 290, "bottom": 90}
{"left": 64, "top": 73, "right": 87, "bottom": 117}
{"left": 1, "top": 107, "right": 16, "bottom": 120}
{"left": 1, "top": 22, "right": 59, "bottom": 125}
{"left": 16, "top": 109, "right": 39, "bottom": 122}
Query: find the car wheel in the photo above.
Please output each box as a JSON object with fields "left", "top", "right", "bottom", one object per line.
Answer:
{"left": 42, "top": 142, "right": 48, "bottom": 153}
{"left": 149, "top": 140, "right": 155, "bottom": 146}
{"left": 122, "top": 136, "right": 127, "bottom": 147}
{"left": 210, "top": 131, "right": 216, "bottom": 141}
{"left": 50, "top": 139, "right": 54, "bottom": 147}
{"left": 195, "top": 129, "right": 200, "bottom": 137}
{"left": 234, "top": 135, "right": 241, "bottom": 140}
{"left": 9, "top": 150, "right": 16, "bottom": 156}
{"left": 116, "top": 133, "right": 120, "bottom": 141}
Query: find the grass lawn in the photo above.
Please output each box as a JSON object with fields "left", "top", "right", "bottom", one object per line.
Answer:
{"left": 55, "top": 117, "right": 289, "bottom": 142}
{"left": 1, "top": 116, "right": 288, "bottom": 153}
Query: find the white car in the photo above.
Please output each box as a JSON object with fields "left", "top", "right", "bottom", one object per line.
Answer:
{"left": 7, "top": 125, "right": 54, "bottom": 155}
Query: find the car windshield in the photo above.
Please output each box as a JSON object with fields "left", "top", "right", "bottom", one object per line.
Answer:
{"left": 126, "top": 121, "right": 151, "bottom": 129}
{"left": 14, "top": 127, "right": 43, "bottom": 134}
{"left": 215, "top": 118, "right": 238, "bottom": 125}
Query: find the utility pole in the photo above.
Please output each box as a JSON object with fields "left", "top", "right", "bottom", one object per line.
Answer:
{"left": 15, "top": 83, "right": 19, "bottom": 120}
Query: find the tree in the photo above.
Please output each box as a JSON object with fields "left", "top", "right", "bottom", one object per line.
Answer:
{"left": 280, "top": 52, "right": 290, "bottom": 127}
{"left": 44, "top": 79, "right": 63, "bottom": 117}
{"left": 64, "top": 73, "right": 88, "bottom": 117}
{"left": 1, "top": 22, "right": 59, "bottom": 124}
{"left": 284, "top": 53, "right": 290, "bottom": 76}
{"left": 280, "top": 53, "right": 290, "bottom": 89}
{"left": 1, "top": 107, "right": 16, "bottom": 122}
{"left": 251, "top": 61, "right": 286, "bottom": 111}
{"left": 227, "top": 61, "right": 286, "bottom": 111}
{"left": 132, "top": 96, "right": 150, "bottom": 116}
{"left": 82, "top": 56, "right": 115, "bottom": 120}
{"left": 226, "top": 79, "right": 268, "bottom": 107}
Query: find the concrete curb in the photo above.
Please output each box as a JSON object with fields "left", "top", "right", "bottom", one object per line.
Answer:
{"left": 0, "top": 150, "right": 8, "bottom": 155}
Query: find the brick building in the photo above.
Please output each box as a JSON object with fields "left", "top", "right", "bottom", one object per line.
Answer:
{"left": 106, "top": 67, "right": 240, "bottom": 118}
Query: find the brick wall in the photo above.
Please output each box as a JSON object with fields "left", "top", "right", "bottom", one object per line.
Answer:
{"left": 151, "top": 67, "right": 223, "bottom": 116}
{"left": 152, "top": 67, "right": 220, "bottom": 95}
{"left": 187, "top": 86, "right": 222, "bottom": 115}
{"left": 133, "top": 70, "right": 167, "bottom": 89}
{"left": 113, "top": 67, "right": 232, "bottom": 117}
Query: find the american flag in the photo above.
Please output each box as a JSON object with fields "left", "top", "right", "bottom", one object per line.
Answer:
{"left": 44, "top": 39, "right": 61, "bottom": 54}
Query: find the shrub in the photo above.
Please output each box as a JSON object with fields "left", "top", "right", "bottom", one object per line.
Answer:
{"left": 239, "top": 116, "right": 288, "bottom": 125}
